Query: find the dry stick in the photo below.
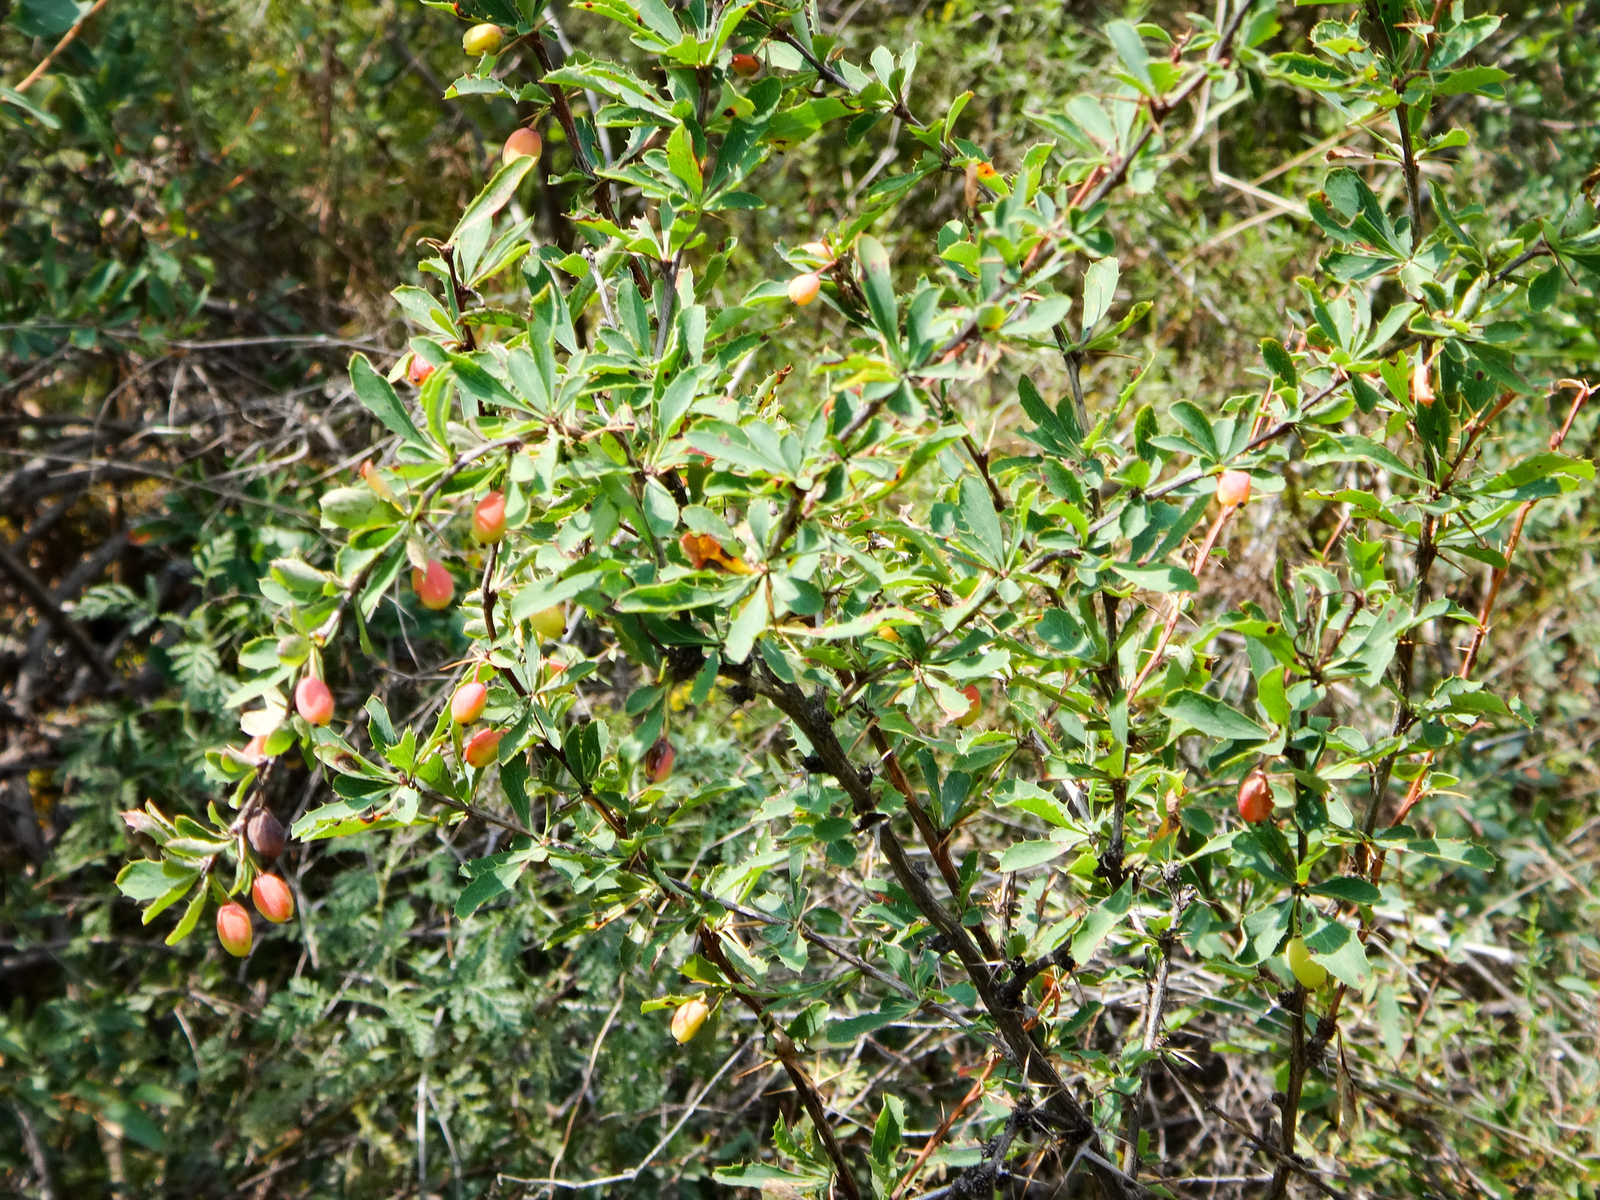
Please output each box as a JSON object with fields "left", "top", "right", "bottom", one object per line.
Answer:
{"left": 546, "top": 989, "right": 627, "bottom": 1181}
{"left": 1204, "top": 1104, "right": 1352, "bottom": 1200}
{"left": 527, "top": 34, "right": 652, "bottom": 295}
{"left": 736, "top": 663, "right": 1132, "bottom": 1200}
{"left": 497, "top": 1038, "right": 754, "bottom": 1191}
{"left": 867, "top": 725, "right": 1001, "bottom": 963}
{"left": 890, "top": 1056, "right": 999, "bottom": 1200}
{"left": 1383, "top": 379, "right": 1593, "bottom": 836}
{"left": 1121, "top": 889, "right": 1179, "bottom": 1180}
{"left": 12, "top": 0, "right": 111, "bottom": 92}
{"left": 696, "top": 924, "right": 866, "bottom": 1200}
{"left": 1127, "top": 501, "right": 1238, "bottom": 698}
{"left": 0, "top": 538, "right": 117, "bottom": 684}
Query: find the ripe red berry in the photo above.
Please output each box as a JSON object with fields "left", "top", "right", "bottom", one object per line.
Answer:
{"left": 1237, "top": 769, "right": 1274, "bottom": 823}
{"left": 407, "top": 355, "right": 434, "bottom": 386}
{"left": 295, "top": 676, "right": 334, "bottom": 726}
{"left": 464, "top": 727, "right": 504, "bottom": 769}
{"left": 252, "top": 873, "right": 295, "bottom": 924}
{"left": 452, "top": 681, "right": 488, "bottom": 724}
{"left": 471, "top": 490, "right": 507, "bottom": 544}
{"left": 645, "top": 736, "right": 675, "bottom": 783}
{"left": 412, "top": 559, "right": 455, "bottom": 611}
{"left": 730, "top": 52, "right": 760, "bottom": 77}
{"left": 502, "top": 127, "right": 542, "bottom": 165}
{"left": 1216, "top": 469, "right": 1252, "bottom": 508}
{"left": 216, "top": 902, "right": 253, "bottom": 956}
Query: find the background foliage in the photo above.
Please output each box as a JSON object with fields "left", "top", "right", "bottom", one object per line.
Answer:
{"left": 3, "top": 0, "right": 1599, "bottom": 1197}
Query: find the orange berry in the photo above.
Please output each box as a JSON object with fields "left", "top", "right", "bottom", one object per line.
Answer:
{"left": 1216, "top": 470, "right": 1252, "bottom": 509}
{"left": 295, "top": 677, "right": 334, "bottom": 726}
{"left": 788, "top": 273, "right": 821, "bottom": 306}
{"left": 954, "top": 684, "right": 982, "bottom": 727}
{"left": 252, "top": 873, "right": 295, "bottom": 924}
{"left": 452, "top": 682, "right": 488, "bottom": 724}
{"left": 502, "top": 127, "right": 542, "bottom": 165}
{"left": 216, "top": 902, "right": 253, "bottom": 956}
{"left": 1237, "top": 770, "right": 1273, "bottom": 823}
{"left": 464, "top": 727, "right": 504, "bottom": 769}
{"left": 412, "top": 560, "right": 455, "bottom": 611}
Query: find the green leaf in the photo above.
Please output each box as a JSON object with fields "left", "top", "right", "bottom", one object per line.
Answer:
{"left": 857, "top": 235, "right": 901, "bottom": 350}
{"left": 319, "top": 486, "right": 397, "bottom": 531}
{"left": 1301, "top": 916, "right": 1369, "bottom": 987}
{"left": 350, "top": 353, "right": 429, "bottom": 447}
{"left": 450, "top": 154, "right": 536, "bottom": 252}
{"left": 116, "top": 859, "right": 197, "bottom": 902}
{"left": 1308, "top": 877, "right": 1382, "bottom": 904}
{"left": 1433, "top": 66, "right": 1509, "bottom": 96}
{"left": 724, "top": 583, "right": 769, "bottom": 664}
{"left": 1081, "top": 256, "right": 1119, "bottom": 332}
{"left": 957, "top": 475, "right": 1004, "bottom": 567}
{"left": 1404, "top": 838, "right": 1496, "bottom": 872}
{"left": 998, "top": 838, "right": 1071, "bottom": 871}
{"left": 1260, "top": 337, "right": 1297, "bottom": 387}
{"left": 1528, "top": 265, "right": 1561, "bottom": 312}
{"left": 163, "top": 887, "right": 208, "bottom": 947}
{"left": 1104, "top": 21, "right": 1152, "bottom": 91}
{"left": 1070, "top": 878, "right": 1133, "bottom": 963}
{"left": 665, "top": 122, "right": 703, "bottom": 198}
{"left": 1112, "top": 562, "right": 1199, "bottom": 593}
{"left": 0, "top": 85, "right": 62, "bottom": 129}
{"left": 1161, "top": 690, "right": 1271, "bottom": 741}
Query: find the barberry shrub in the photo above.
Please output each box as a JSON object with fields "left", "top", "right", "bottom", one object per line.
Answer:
{"left": 115, "top": 0, "right": 1599, "bottom": 1194}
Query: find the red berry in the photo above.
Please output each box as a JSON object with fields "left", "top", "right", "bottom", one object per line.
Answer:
{"left": 216, "top": 902, "right": 253, "bottom": 956}
{"left": 452, "top": 681, "right": 488, "bottom": 724}
{"left": 295, "top": 676, "right": 334, "bottom": 726}
{"left": 730, "top": 52, "right": 760, "bottom": 77}
{"left": 471, "top": 491, "right": 507, "bottom": 544}
{"left": 1216, "top": 470, "right": 1252, "bottom": 508}
{"left": 407, "top": 355, "right": 434, "bottom": 386}
{"left": 252, "top": 873, "right": 295, "bottom": 924}
{"left": 644, "top": 736, "right": 675, "bottom": 783}
{"left": 464, "top": 727, "right": 504, "bottom": 769}
{"left": 1237, "top": 770, "right": 1274, "bottom": 823}
{"left": 412, "top": 560, "right": 455, "bottom": 611}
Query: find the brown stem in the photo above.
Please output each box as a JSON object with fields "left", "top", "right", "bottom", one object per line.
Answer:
{"left": 1205, "top": 1104, "right": 1352, "bottom": 1200}
{"left": 1266, "top": 987, "right": 1309, "bottom": 1200}
{"left": 868, "top": 725, "right": 1000, "bottom": 962}
{"left": 737, "top": 663, "right": 1128, "bottom": 1199}
{"left": 696, "top": 925, "right": 866, "bottom": 1200}
{"left": 527, "top": 35, "right": 652, "bottom": 294}
{"left": 890, "top": 1057, "right": 998, "bottom": 1200}
{"left": 13, "top": 0, "right": 110, "bottom": 92}
{"left": 0, "top": 538, "right": 117, "bottom": 685}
